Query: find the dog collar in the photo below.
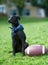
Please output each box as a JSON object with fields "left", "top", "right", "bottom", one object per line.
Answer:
{"left": 10, "top": 24, "right": 24, "bottom": 32}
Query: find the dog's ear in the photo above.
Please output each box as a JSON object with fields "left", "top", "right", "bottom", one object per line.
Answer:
{"left": 18, "top": 16, "right": 20, "bottom": 20}
{"left": 16, "top": 16, "right": 20, "bottom": 20}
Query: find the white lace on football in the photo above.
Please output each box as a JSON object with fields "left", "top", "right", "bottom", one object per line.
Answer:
{"left": 27, "top": 47, "right": 29, "bottom": 54}
{"left": 42, "top": 46, "right": 45, "bottom": 54}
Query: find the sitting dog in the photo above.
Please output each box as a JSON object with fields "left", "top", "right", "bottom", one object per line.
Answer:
{"left": 8, "top": 13, "right": 29, "bottom": 56}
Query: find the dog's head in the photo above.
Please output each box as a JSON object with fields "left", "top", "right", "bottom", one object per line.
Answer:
{"left": 8, "top": 15, "right": 20, "bottom": 27}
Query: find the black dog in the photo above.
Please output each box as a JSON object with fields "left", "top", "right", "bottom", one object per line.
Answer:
{"left": 8, "top": 14, "right": 29, "bottom": 56}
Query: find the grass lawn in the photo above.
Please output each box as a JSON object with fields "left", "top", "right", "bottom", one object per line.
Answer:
{"left": 0, "top": 17, "right": 48, "bottom": 65}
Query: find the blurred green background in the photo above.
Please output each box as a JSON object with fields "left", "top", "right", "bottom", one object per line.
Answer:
{"left": 0, "top": 17, "right": 48, "bottom": 65}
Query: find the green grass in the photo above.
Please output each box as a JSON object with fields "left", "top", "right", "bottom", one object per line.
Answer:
{"left": 0, "top": 17, "right": 48, "bottom": 65}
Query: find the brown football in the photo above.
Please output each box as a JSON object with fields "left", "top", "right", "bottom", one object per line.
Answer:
{"left": 25, "top": 44, "right": 46, "bottom": 56}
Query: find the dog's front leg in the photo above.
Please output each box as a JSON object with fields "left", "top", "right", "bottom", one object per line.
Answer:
{"left": 12, "top": 42, "right": 16, "bottom": 56}
{"left": 12, "top": 35, "right": 16, "bottom": 56}
{"left": 22, "top": 40, "right": 25, "bottom": 56}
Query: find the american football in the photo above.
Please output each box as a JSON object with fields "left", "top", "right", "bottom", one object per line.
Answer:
{"left": 25, "top": 44, "right": 48, "bottom": 56}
